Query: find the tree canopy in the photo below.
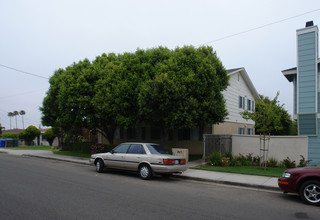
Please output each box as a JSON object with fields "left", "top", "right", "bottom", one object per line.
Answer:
{"left": 241, "top": 92, "right": 295, "bottom": 135}
{"left": 42, "top": 128, "right": 59, "bottom": 146}
{"left": 41, "top": 46, "right": 229, "bottom": 145}
{"left": 19, "top": 125, "right": 41, "bottom": 145}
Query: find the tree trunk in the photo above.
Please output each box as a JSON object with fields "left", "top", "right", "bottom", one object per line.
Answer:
{"left": 101, "top": 126, "right": 116, "bottom": 145}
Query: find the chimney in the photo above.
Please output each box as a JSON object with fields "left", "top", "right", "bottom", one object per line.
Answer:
{"left": 306, "top": 21, "right": 314, "bottom": 27}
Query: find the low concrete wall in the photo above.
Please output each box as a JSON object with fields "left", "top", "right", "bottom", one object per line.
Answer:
{"left": 232, "top": 135, "right": 308, "bottom": 163}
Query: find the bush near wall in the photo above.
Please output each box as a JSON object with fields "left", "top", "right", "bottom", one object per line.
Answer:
{"left": 2, "top": 133, "right": 19, "bottom": 139}
{"left": 207, "top": 152, "right": 310, "bottom": 168}
{"left": 91, "top": 144, "right": 115, "bottom": 155}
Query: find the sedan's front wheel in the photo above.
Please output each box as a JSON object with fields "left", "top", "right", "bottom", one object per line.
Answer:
{"left": 95, "top": 159, "right": 105, "bottom": 173}
{"left": 299, "top": 180, "right": 320, "bottom": 206}
{"left": 139, "top": 164, "right": 153, "bottom": 180}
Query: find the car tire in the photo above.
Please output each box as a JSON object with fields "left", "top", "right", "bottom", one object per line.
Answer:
{"left": 299, "top": 180, "right": 320, "bottom": 206}
{"left": 139, "top": 164, "right": 153, "bottom": 180}
{"left": 95, "top": 159, "right": 105, "bottom": 173}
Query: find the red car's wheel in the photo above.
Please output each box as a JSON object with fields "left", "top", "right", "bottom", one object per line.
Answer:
{"left": 299, "top": 180, "right": 320, "bottom": 206}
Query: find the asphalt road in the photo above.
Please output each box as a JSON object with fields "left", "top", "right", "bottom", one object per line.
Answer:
{"left": 0, "top": 153, "right": 319, "bottom": 220}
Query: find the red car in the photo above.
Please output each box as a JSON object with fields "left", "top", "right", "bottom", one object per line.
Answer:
{"left": 278, "top": 167, "right": 320, "bottom": 206}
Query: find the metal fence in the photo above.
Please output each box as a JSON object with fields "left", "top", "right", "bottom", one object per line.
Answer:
{"left": 203, "top": 135, "right": 232, "bottom": 159}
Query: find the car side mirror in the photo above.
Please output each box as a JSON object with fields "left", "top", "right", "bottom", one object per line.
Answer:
{"left": 110, "top": 150, "right": 114, "bottom": 154}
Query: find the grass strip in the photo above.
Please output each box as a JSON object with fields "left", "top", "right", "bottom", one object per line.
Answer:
{"left": 53, "top": 150, "right": 91, "bottom": 158}
{"left": 192, "top": 165, "right": 286, "bottom": 177}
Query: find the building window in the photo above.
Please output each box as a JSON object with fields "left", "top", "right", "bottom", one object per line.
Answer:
{"left": 247, "top": 99, "right": 251, "bottom": 111}
{"left": 238, "top": 127, "right": 245, "bottom": 135}
{"left": 247, "top": 128, "right": 254, "bottom": 135}
{"left": 239, "top": 96, "right": 245, "bottom": 109}
{"left": 114, "top": 127, "right": 124, "bottom": 139}
{"left": 190, "top": 127, "right": 204, "bottom": 141}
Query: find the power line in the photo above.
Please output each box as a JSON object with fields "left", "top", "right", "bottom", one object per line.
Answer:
{"left": 0, "top": 87, "right": 48, "bottom": 99}
{"left": 199, "top": 8, "right": 320, "bottom": 46}
{"left": 0, "top": 64, "right": 49, "bottom": 80}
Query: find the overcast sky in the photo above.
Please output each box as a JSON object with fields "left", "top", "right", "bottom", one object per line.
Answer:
{"left": 1, "top": 0, "right": 320, "bottom": 130}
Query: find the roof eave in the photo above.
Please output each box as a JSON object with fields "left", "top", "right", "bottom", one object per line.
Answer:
{"left": 227, "top": 68, "right": 260, "bottom": 100}
{"left": 282, "top": 67, "right": 297, "bottom": 82}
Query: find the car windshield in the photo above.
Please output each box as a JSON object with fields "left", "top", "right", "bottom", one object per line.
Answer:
{"left": 146, "top": 144, "right": 168, "bottom": 154}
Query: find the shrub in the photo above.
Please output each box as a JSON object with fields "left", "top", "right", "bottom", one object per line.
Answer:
{"left": 267, "top": 157, "right": 278, "bottom": 167}
{"left": 298, "top": 155, "right": 311, "bottom": 167}
{"left": 245, "top": 153, "right": 253, "bottom": 163}
{"left": 208, "top": 151, "right": 223, "bottom": 166}
{"left": 278, "top": 162, "right": 286, "bottom": 169}
{"left": 19, "top": 126, "right": 41, "bottom": 145}
{"left": 2, "top": 133, "right": 19, "bottom": 139}
{"left": 229, "top": 159, "right": 241, "bottom": 167}
{"left": 42, "top": 128, "right": 58, "bottom": 146}
{"left": 236, "top": 154, "right": 252, "bottom": 166}
{"left": 91, "top": 144, "right": 115, "bottom": 155}
{"left": 252, "top": 155, "right": 261, "bottom": 166}
{"left": 282, "top": 157, "right": 296, "bottom": 168}
{"left": 223, "top": 151, "right": 233, "bottom": 160}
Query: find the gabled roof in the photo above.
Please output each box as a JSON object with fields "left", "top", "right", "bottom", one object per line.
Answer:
{"left": 227, "top": 67, "right": 260, "bottom": 100}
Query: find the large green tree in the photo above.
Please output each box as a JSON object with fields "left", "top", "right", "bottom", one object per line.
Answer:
{"left": 41, "top": 46, "right": 229, "bottom": 145}
{"left": 241, "top": 92, "right": 293, "bottom": 135}
{"left": 138, "top": 46, "right": 229, "bottom": 137}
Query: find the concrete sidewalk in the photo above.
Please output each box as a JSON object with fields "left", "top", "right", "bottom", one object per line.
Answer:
{"left": 0, "top": 149, "right": 280, "bottom": 191}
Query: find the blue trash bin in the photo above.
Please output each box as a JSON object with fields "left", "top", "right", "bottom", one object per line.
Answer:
{"left": 0, "top": 139, "right": 6, "bottom": 148}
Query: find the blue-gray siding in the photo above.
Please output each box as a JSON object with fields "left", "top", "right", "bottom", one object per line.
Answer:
{"left": 299, "top": 114, "right": 317, "bottom": 135}
{"left": 308, "top": 119, "right": 320, "bottom": 166}
{"left": 298, "top": 31, "right": 317, "bottom": 114}
{"left": 294, "top": 76, "right": 297, "bottom": 114}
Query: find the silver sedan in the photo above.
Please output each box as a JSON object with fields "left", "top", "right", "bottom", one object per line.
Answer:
{"left": 90, "top": 142, "right": 188, "bottom": 180}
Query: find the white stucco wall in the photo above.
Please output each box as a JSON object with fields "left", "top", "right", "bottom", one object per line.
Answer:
{"left": 232, "top": 135, "right": 308, "bottom": 163}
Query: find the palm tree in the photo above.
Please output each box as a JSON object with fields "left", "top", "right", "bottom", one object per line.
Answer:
{"left": 13, "top": 111, "right": 19, "bottom": 129}
{"left": 7, "top": 112, "right": 14, "bottom": 129}
{"left": 20, "top": 110, "right": 26, "bottom": 129}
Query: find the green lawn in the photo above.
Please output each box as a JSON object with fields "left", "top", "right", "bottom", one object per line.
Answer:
{"left": 192, "top": 165, "right": 287, "bottom": 177}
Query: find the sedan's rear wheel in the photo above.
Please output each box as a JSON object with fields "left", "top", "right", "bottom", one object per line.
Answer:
{"left": 299, "top": 180, "right": 320, "bottom": 206}
{"left": 95, "top": 159, "right": 105, "bottom": 173}
{"left": 139, "top": 164, "right": 153, "bottom": 180}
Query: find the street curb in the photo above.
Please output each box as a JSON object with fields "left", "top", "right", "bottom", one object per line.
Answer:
{"left": 22, "top": 154, "right": 91, "bottom": 166}
{"left": 19, "top": 153, "right": 280, "bottom": 191}
{"left": 174, "top": 174, "right": 281, "bottom": 191}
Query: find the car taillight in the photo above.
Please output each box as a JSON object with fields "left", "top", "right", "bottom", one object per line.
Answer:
{"left": 163, "top": 159, "right": 186, "bottom": 165}
{"left": 163, "top": 159, "right": 176, "bottom": 164}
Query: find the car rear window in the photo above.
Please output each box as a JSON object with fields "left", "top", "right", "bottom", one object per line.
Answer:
{"left": 146, "top": 144, "right": 168, "bottom": 154}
